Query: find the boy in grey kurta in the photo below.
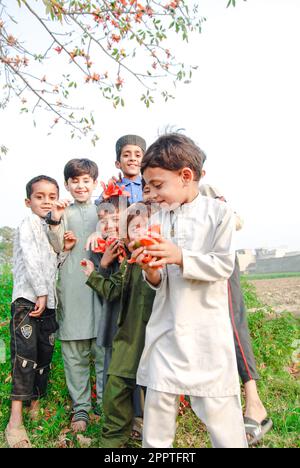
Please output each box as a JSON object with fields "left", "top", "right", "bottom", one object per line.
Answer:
{"left": 47, "top": 159, "right": 104, "bottom": 431}
{"left": 131, "top": 134, "right": 248, "bottom": 448}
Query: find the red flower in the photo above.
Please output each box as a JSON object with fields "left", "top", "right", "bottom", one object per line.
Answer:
{"left": 92, "top": 237, "right": 128, "bottom": 263}
{"left": 101, "top": 181, "right": 130, "bottom": 200}
{"left": 128, "top": 225, "right": 162, "bottom": 267}
{"left": 178, "top": 395, "right": 191, "bottom": 416}
{"left": 92, "top": 238, "right": 107, "bottom": 254}
{"left": 112, "top": 34, "right": 121, "bottom": 43}
{"left": 91, "top": 384, "right": 97, "bottom": 400}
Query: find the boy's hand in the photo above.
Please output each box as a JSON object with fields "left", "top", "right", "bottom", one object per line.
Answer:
{"left": 101, "top": 240, "right": 121, "bottom": 269}
{"left": 85, "top": 231, "right": 102, "bottom": 251}
{"left": 30, "top": 296, "right": 47, "bottom": 318}
{"left": 81, "top": 259, "right": 95, "bottom": 277}
{"left": 128, "top": 245, "right": 161, "bottom": 286}
{"left": 143, "top": 236, "right": 183, "bottom": 269}
{"left": 51, "top": 200, "right": 71, "bottom": 222}
{"left": 108, "top": 173, "right": 122, "bottom": 185}
{"left": 64, "top": 231, "right": 77, "bottom": 251}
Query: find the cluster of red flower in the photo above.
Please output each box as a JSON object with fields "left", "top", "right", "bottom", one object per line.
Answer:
{"left": 128, "top": 225, "right": 161, "bottom": 267}
{"left": 92, "top": 238, "right": 127, "bottom": 264}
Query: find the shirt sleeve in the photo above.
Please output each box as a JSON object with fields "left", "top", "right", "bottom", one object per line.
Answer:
{"left": 86, "top": 270, "right": 123, "bottom": 302}
{"left": 142, "top": 268, "right": 166, "bottom": 291}
{"left": 182, "top": 205, "right": 236, "bottom": 282}
{"left": 47, "top": 217, "right": 66, "bottom": 253}
{"left": 19, "top": 217, "right": 49, "bottom": 298}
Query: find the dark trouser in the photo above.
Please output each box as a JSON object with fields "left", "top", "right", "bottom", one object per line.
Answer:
{"left": 228, "top": 256, "right": 260, "bottom": 384}
{"left": 103, "top": 346, "right": 144, "bottom": 418}
{"left": 101, "top": 375, "right": 136, "bottom": 448}
{"left": 10, "top": 298, "right": 58, "bottom": 401}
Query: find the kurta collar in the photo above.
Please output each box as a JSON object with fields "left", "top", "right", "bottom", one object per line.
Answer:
{"left": 74, "top": 199, "right": 93, "bottom": 206}
{"left": 173, "top": 192, "right": 201, "bottom": 214}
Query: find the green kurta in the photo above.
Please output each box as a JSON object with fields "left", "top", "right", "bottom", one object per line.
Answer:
{"left": 48, "top": 200, "right": 103, "bottom": 341}
{"left": 86, "top": 262, "right": 155, "bottom": 379}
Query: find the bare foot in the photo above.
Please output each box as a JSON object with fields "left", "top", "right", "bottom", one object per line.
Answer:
{"left": 244, "top": 380, "right": 268, "bottom": 423}
{"left": 28, "top": 400, "right": 40, "bottom": 421}
{"left": 245, "top": 400, "right": 268, "bottom": 423}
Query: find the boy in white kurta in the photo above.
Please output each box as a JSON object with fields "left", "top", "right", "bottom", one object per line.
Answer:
{"left": 131, "top": 133, "right": 248, "bottom": 448}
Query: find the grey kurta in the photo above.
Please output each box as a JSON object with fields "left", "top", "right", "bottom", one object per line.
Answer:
{"left": 137, "top": 194, "right": 240, "bottom": 398}
{"left": 48, "top": 201, "right": 102, "bottom": 340}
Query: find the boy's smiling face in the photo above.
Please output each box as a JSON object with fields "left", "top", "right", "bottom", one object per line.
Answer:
{"left": 98, "top": 210, "right": 120, "bottom": 239}
{"left": 128, "top": 215, "right": 148, "bottom": 242}
{"left": 25, "top": 180, "right": 59, "bottom": 218}
{"left": 65, "top": 174, "right": 97, "bottom": 203}
{"left": 143, "top": 167, "right": 196, "bottom": 206}
{"left": 116, "top": 144, "right": 143, "bottom": 179}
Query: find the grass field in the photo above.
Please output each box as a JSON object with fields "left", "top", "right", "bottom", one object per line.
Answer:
{"left": 242, "top": 272, "right": 300, "bottom": 281}
{"left": 0, "top": 268, "right": 299, "bottom": 448}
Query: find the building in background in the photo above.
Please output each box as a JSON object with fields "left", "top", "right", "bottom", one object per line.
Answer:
{"left": 238, "top": 248, "right": 300, "bottom": 274}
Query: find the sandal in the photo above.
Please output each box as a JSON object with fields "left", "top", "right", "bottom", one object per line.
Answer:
{"left": 71, "top": 410, "right": 89, "bottom": 433}
{"left": 131, "top": 417, "right": 143, "bottom": 441}
{"left": 244, "top": 417, "right": 273, "bottom": 446}
{"left": 5, "top": 425, "right": 32, "bottom": 449}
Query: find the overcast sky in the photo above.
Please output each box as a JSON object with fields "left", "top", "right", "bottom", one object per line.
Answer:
{"left": 0, "top": 0, "right": 299, "bottom": 251}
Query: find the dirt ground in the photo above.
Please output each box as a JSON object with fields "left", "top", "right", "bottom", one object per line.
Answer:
{"left": 251, "top": 277, "right": 300, "bottom": 318}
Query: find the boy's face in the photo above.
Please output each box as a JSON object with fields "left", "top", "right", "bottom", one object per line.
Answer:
{"left": 128, "top": 215, "right": 148, "bottom": 242}
{"left": 143, "top": 167, "right": 194, "bottom": 206}
{"left": 98, "top": 210, "right": 120, "bottom": 239}
{"left": 65, "top": 174, "right": 97, "bottom": 203}
{"left": 116, "top": 145, "right": 143, "bottom": 178}
{"left": 25, "top": 180, "right": 59, "bottom": 218}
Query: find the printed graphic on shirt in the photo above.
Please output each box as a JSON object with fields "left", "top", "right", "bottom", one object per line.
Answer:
{"left": 49, "top": 334, "right": 55, "bottom": 347}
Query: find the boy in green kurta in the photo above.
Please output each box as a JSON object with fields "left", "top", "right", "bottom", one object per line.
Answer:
{"left": 46, "top": 159, "right": 104, "bottom": 432}
{"left": 81, "top": 205, "right": 155, "bottom": 448}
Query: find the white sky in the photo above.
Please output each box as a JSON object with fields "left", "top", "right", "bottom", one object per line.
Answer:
{"left": 0, "top": 0, "right": 300, "bottom": 251}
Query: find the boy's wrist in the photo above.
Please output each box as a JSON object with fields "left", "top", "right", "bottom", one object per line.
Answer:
{"left": 177, "top": 248, "right": 183, "bottom": 267}
{"left": 100, "top": 259, "right": 110, "bottom": 269}
{"left": 145, "top": 268, "right": 161, "bottom": 286}
{"left": 45, "top": 211, "right": 61, "bottom": 225}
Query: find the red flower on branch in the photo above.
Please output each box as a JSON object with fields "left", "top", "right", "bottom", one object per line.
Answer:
{"left": 112, "top": 34, "right": 121, "bottom": 43}
{"left": 54, "top": 46, "right": 63, "bottom": 54}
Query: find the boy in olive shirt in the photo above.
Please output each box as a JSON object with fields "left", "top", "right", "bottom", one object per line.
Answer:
{"left": 81, "top": 205, "right": 155, "bottom": 448}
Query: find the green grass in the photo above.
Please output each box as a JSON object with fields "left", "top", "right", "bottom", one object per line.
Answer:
{"left": 242, "top": 272, "right": 300, "bottom": 281}
{"left": 0, "top": 267, "right": 299, "bottom": 448}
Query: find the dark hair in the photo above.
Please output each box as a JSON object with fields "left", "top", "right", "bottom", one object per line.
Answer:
{"left": 64, "top": 158, "right": 98, "bottom": 182}
{"left": 26, "top": 176, "right": 59, "bottom": 199}
{"left": 141, "top": 133, "right": 207, "bottom": 181}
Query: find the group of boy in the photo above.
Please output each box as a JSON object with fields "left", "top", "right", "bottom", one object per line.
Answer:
{"left": 5, "top": 133, "right": 272, "bottom": 449}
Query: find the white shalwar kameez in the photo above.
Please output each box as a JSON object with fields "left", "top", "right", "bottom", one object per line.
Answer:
{"left": 137, "top": 194, "right": 248, "bottom": 448}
